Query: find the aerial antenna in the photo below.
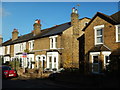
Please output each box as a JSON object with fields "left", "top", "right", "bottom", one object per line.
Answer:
{"left": 76, "top": 4, "right": 80, "bottom": 10}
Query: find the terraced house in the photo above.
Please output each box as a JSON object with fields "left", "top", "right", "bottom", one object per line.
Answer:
{"left": 1, "top": 7, "right": 90, "bottom": 72}
{"left": 78, "top": 11, "right": 120, "bottom": 74}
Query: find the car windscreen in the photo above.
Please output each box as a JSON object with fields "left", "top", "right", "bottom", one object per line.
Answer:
{"left": 2, "top": 66, "right": 12, "bottom": 71}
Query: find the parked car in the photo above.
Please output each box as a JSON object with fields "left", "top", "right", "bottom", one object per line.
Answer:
{"left": 2, "top": 65, "right": 18, "bottom": 78}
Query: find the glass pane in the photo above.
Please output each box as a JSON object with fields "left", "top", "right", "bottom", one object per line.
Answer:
{"left": 93, "top": 56, "right": 98, "bottom": 63}
{"left": 49, "top": 63, "right": 52, "bottom": 69}
{"left": 55, "top": 37, "right": 57, "bottom": 42}
{"left": 105, "top": 56, "right": 110, "bottom": 63}
{"left": 43, "top": 57, "right": 45, "bottom": 59}
{"left": 93, "top": 64, "right": 99, "bottom": 72}
{"left": 97, "top": 37, "right": 103, "bottom": 43}
{"left": 49, "top": 57, "right": 52, "bottom": 69}
{"left": 118, "top": 34, "right": 120, "bottom": 41}
{"left": 118, "top": 27, "right": 120, "bottom": 33}
{"left": 49, "top": 57, "right": 52, "bottom": 62}
{"left": 38, "top": 57, "right": 40, "bottom": 60}
{"left": 97, "top": 29, "right": 102, "bottom": 36}
{"left": 54, "top": 57, "right": 56, "bottom": 62}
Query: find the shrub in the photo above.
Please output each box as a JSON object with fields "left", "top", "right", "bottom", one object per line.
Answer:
{"left": 9, "top": 61, "right": 20, "bottom": 70}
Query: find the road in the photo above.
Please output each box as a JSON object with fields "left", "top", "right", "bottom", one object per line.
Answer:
{"left": 2, "top": 77, "right": 79, "bottom": 88}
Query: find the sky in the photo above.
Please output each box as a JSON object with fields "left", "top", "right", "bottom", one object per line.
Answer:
{"left": 1, "top": 2, "right": 119, "bottom": 42}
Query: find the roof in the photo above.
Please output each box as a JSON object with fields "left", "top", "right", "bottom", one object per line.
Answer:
{"left": 2, "top": 17, "right": 90, "bottom": 46}
{"left": 110, "top": 11, "right": 120, "bottom": 24}
{"left": 89, "top": 44, "right": 111, "bottom": 52}
{"left": 2, "top": 22, "right": 71, "bottom": 46}
{"left": 82, "top": 11, "right": 120, "bottom": 31}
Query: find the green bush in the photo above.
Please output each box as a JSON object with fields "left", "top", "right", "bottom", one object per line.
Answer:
{"left": 105, "top": 56, "right": 120, "bottom": 76}
{"left": 9, "top": 61, "right": 20, "bottom": 70}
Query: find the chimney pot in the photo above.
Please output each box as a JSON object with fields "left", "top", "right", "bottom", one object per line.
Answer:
{"left": 72, "top": 7, "right": 75, "bottom": 13}
{"left": 75, "top": 9, "right": 78, "bottom": 14}
{"left": 33, "top": 19, "right": 41, "bottom": 35}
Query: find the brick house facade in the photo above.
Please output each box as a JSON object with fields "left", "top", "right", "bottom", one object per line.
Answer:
{"left": 78, "top": 11, "right": 120, "bottom": 74}
{"left": 1, "top": 7, "right": 90, "bottom": 72}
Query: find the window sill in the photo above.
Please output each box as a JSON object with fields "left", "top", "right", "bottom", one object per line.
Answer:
{"left": 50, "top": 48, "right": 57, "bottom": 50}
{"left": 95, "top": 43, "right": 103, "bottom": 45}
{"left": 116, "top": 41, "right": 120, "bottom": 43}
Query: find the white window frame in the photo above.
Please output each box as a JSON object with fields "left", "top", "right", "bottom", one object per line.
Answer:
{"left": 7, "top": 45, "right": 10, "bottom": 54}
{"left": 28, "top": 40, "right": 34, "bottom": 51}
{"left": 102, "top": 51, "right": 111, "bottom": 69}
{"left": 20, "top": 43, "right": 23, "bottom": 52}
{"left": 115, "top": 25, "right": 120, "bottom": 42}
{"left": 94, "top": 25, "right": 104, "bottom": 45}
{"left": 49, "top": 35, "right": 58, "bottom": 49}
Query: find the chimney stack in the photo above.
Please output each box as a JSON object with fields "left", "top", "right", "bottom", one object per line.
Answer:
{"left": 12, "top": 28, "right": 19, "bottom": 41}
{"left": 71, "top": 7, "right": 79, "bottom": 35}
{"left": 33, "top": 19, "right": 41, "bottom": 36}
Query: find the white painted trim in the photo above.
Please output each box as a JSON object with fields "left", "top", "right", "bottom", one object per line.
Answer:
{"left": 6, "top": 45, "right": 10, "bottom": 54}
{"left": 94, "top": 25, "right": 104, "bottom": 29}
{"left": 49, "top": 35, "right": 58, "bottom": 38}
{"left": 94, "top": 25, "right": 104, "bottom": 45}
{"left": 32, "top": 48, "right": 64, "bottom": 52}
{"left": 102, "top": 51, "right": 111, "bottom": 68}
{"left": 28, "top": 40, "right": 34, "bottom": 51}
{"left": 115, "top": 25, "right": 120, "bottom": 42}
{"left": 49, "top": 35, "right": 58, "bottom": 49}
{"left": 90, "top": 52, "right": 100, "bottom": 55}
{"left": 103, "top": 45, "right": 111, "bottom": 50}
{"left": 102, "top": 51, "right": 111, "bottom": 55}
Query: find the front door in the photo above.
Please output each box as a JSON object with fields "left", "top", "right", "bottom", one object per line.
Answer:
{"left": 92, "top": 56, "right": 99, "bottom": 73}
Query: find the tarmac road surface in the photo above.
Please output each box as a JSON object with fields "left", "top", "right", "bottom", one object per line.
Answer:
{"left": 2, "top": 77, "right": 79, "bottom": 88}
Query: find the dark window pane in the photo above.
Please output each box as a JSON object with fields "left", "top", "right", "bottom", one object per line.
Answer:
{"left": 118, "top": 34, "right": 120, "bottom": 41}
{"left": 49, "top": 57, "right": 52, "bottom": 62}
{"left": 54, "top": 57, "right": 56, "bottom": 62}
{"left": 118, "top": 27, "right": 120, "bottom": 33}
{"left": 93, "top": 56, "right": 98, "bottom": 63}
{"left": 105, "top": 56, "right": 110, "bottom": 63}
{"left": 97, "top": 29, "right": 102, "bottom": 35}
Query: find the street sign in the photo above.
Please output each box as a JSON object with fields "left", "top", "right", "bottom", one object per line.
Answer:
{"left": 22, "top": 53, "right": 27, "bottom": 58}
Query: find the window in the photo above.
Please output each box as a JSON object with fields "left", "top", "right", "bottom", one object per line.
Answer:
{"left": 93, "top": 56, "right": 99, "bottom": 63}
{"left": 7, "top": 45, "right": 10, "bottom": 54}
{"left": 94, "top": 25, "right": 104, "bottom": 45}
{"left": 96, "top": 29, "right": 103, "bottom": 43}
{"left": 49, "top": 35, "right": 58, "bottom": 49}
{"left": 20, "top": 43, "right": 23, "bottom": 52}
{"left": 116, "top": 25, "right": 120, "bottom": 42}
{"left": 29, "top": 40, "right": 34, "bottom": 51}
{"left": 54, "top": 57, "right": 56, "bottom": 68}
{"left": 49, "top": 57, "right": 52, "bottom": 69}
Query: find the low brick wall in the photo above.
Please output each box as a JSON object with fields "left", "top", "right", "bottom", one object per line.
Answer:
{"left": 17, "top": 68, "right": 51, "bottom": 79}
